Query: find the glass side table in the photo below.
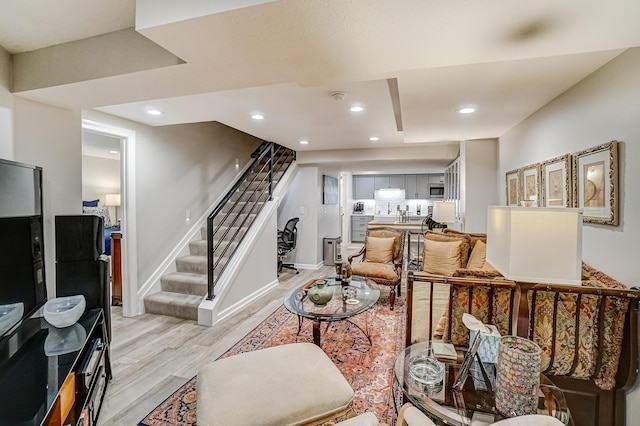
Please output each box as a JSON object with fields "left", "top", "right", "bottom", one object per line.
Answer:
{"left": 394, "top": 341, "right": 573, "bottom": 426}
{"left": 283, "top": 276, "right": 380, "bottom": 346}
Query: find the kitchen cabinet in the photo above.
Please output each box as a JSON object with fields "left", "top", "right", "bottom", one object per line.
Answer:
{"left": 404, "top": 174, "right": 431, "bottom": 198}
{"left": 405, "top": 174, "right": 418, "bottom": 198}
{"left": 389, "top": 175, "right": 405, "bottom": 188}
{"left": 353, "top": 173, "right": 442, "bottom": 199}
{"left": 374, "top": 174, "right": 405, "bottom": 190}
{"left": 351, "top": 215, "right": 373, "bottom": 242}
{"left": 353, "top": 175, "right": 375, "bottom": 199}
{"left": 416, "top": 175, "right": 430, "bottom": 198}
{"left": 373, "top": 175, "right": 389, "bottom": 190}
{"left": 429, "top": 173, "right": 444, "bottom": 184}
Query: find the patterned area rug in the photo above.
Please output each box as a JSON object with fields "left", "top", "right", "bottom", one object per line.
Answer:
{"left": 138, "top": 296, "right": 406, "bottom": 426}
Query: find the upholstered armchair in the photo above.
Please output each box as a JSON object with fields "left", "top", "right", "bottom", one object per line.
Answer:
{"left": 348, "top": 227, "right": 405, "bottom": 309}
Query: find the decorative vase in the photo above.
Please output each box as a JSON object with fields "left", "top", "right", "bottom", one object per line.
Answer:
{"left": 495, "top": 336, "right": 542, "bottom": 417}
{"left": 307, "top": 280, "right": 333, "bottom": 306}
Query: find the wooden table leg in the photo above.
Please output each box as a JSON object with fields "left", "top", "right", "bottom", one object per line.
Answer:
{"left": 111, "top": 232, "right": 122, "bottom": 306}
{"left": 312, "top": 320, "right": 321, "bottom": 346}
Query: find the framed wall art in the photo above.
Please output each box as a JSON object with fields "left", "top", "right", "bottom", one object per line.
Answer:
{"left": 519, "top": 163, "right": 541, "bottom": 207}
{"left": 322, "top": 174, "right": 339, "bottom": 205}
{"left": 505, "top": 169, "right": 519, "bottom": 206}
{"left": 572, "top": 141, "right": 619, "bottom": 225}
{"left": 541, "top": 154, "right": 572, "bottom": 208}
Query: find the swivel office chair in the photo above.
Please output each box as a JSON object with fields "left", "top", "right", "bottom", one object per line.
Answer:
{"left": 277, "top": 217, "right": 300, "bottom": 275}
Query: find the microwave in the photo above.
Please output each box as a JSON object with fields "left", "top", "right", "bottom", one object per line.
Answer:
{"left": 428, "top": 184, "right": 444, "bottom": 198}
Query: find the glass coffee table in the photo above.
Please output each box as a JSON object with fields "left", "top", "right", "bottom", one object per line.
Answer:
{"left": 283, "top": 276, "right": 380, "bottom": 346}
{"left": 394, "top": 341, "right": 573, "bottom": 426}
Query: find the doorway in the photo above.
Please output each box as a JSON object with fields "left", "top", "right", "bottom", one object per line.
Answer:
{"left": 82, "top": 119, "right": 138, "bottom": 317}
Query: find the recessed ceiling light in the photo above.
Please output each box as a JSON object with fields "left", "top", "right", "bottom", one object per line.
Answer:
{"left": 299, "top": 140, "right": 309, "bottom": 145}
{"left": 458, "top": 107, "right": 476, "bottom": 114}
{"left": 251, "top": 114, "right": 264, "bottom": 120}
{"left": 369, "top": 136, "right": 379, "bottom": 141}
{"left": 146, "top": 108, "right": 163, "bottom": 116}
{"left": 109, "top": 150, "right": 119, "bottom": 154}
{"left": 349, "top": 106, "right": 364, "bottom": 112}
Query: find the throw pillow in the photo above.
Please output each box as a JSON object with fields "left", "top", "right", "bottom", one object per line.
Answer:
{"left": 422, "top": 239, "right": 462, "bottom": 276}
{"left": 82, "top": 205, "right": 112, "bottom": 228}
{"left": 466, "top": 239, "right": 487, "bottom": 269}
{"left": 82, "top": 199, "right": 99, "bottom": 207}
{"left": 365, "top": 236, "right": 395, "bottom": 264}
{"left": 443, "top": 228, "right": 487, "bottom": 250}
{"left": 424, "top": 231, "right": 471, "bottom": 268}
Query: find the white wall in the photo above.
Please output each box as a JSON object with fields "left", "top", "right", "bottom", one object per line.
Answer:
{"left": 83, "top": 110, "right": 262, "bottom": 294}
{"left": 13, "top": 97, "right": 82, "bottom": 296}
{"left": 81, "top": 155, "right": 120, "bottom": 220}
{"left": 277, "top": 166, "right": 321, "bottom": 267}
{"left": 460, "top": 139, "right": 499, "bottom": 233}
{"left": 499, "top": 47, "right": 640, "bottom": 420}
{"left": 499, "top": 48, "right": 639, "bottom": 286}
{"left": 277, "top": 165, "right": 342, "bottom": 268}
{"left": 0, "top": 45, "right": 13, "bottom": 159}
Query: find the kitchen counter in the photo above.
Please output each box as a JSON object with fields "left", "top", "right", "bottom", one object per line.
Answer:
{"left": 372, "top": 214, "right": 426, "bottom": 224}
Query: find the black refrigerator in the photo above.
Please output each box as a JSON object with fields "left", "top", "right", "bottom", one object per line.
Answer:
{"left": 55, "top": 215, "right": 111, "bottom": 341}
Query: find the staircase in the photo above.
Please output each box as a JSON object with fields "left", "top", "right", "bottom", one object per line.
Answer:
{"left": 143, "top": 143, "right": 295, "bottom": 320}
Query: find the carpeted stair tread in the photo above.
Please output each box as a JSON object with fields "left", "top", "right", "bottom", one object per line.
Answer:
{"left": 143, "top": 291, "right": 203, "bottom": 321}
{"left": 150, "top": 146, "right": 294, "bottom": 323}
{"left": 212, "top": 212, "right": 256, "bottom": 226}
{"left": 198, "top": 226, "right": 244, "bottom": 241}
{"left": 175, "top": 255, "right": 207, "bottom": 274}
{"left": 176, "top": 255, "right": 231, "bottom": 275}
{"left": 161, "top": 272, "right": 207, "bottom": 295}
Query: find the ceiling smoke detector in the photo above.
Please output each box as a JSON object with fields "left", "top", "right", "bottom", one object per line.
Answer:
{"left": 330, "top": 91, "right": 346, "bottom": 101}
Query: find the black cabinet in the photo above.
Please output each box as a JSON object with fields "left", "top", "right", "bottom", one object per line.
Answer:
{"left": 0, "top": 309, "right": 111, "bottom": 426}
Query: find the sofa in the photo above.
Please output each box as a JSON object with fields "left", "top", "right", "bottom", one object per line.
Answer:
{"left": 406, "top": 229, "right": 640, "bottom": 426}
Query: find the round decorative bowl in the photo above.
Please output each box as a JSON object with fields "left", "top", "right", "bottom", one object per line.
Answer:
{"left": 43, "top": 295, "right": 86, "bottom": 328}
{"left": 408, "top": 355, "right": 444, "bottom": 386}
{"left": 0, "top": 302, "right": 24, "bottom": 336}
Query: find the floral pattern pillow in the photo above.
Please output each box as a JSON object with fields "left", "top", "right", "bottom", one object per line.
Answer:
{"left": 82, "top": 205, "right": 112, "bottom": 228}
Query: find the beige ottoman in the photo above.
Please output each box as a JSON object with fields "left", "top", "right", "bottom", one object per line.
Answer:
{"left": 197, "top": 343, "right": 355, "bottom": 426}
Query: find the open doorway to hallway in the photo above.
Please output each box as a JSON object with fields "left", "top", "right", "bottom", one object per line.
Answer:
{"left": 81, "top": 129, "right": 122, "bottom": 307}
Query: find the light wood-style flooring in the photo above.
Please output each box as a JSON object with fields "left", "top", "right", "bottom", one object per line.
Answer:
{"left": 98, "top": 259, "right": 370, "bottom": 425}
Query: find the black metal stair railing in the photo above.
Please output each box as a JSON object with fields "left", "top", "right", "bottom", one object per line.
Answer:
{"left": 206, "top": 142, "right": 296, "bottom": 300}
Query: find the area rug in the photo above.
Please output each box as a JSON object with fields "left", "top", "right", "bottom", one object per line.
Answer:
{"left": 138, "top": 296, "right": 406, "bottom": 426}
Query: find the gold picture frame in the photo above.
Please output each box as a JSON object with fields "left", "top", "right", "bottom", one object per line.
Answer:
{"left": 541, "top": 154, "right": 572, "bottom": 208}
{"left": 505, "top": 169, "right": 519, "bottom": 206}
{"left": 519, "top": 163, "right": 541, "bottom": 207}
{"left": 572, "top": 141, "right": 619, "bottom": 225}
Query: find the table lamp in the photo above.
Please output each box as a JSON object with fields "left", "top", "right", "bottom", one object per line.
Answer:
{"left": 486, "top": 206, "right": 583, "bottom": 285}
{"left": 105, "top": 193, "right": 121, "bottom": 226}
{"left": 432, "top": 201, "right": 456, "bottom": 227}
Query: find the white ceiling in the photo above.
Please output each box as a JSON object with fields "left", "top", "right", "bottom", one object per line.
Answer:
{"left": 2, "top": 0, "right": 639, "bottom": 163}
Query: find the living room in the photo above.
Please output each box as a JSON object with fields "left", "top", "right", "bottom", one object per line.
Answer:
{"left": 1, "top": 2, "right": 639, "bottom": 426}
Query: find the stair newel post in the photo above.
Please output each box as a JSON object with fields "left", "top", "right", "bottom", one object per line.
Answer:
{"left": 268, "top": 143, "right": 274, "bottom": 201}
{"left": 206, "top": 215, "right": 215, "bottom": 300}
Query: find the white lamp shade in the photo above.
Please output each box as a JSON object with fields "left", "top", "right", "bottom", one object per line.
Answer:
{"left": 105, "top": 193, "right": 121, "bottom": 207}
{"left": 486, "top": 206, "right": 582, "bottom": 285}
{"left": 433, "top": 201, "right": 456, "bottom": 223}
